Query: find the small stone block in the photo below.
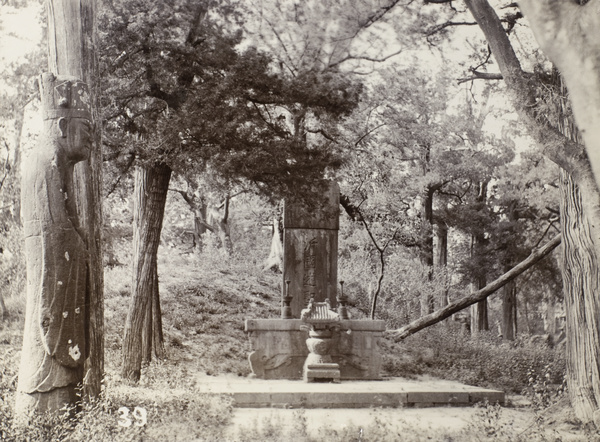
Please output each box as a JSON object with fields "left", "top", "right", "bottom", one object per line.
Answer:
{"left": 305, "top": 362, "right": 341, "bottom": 383}
{"left": 306, "top": 371, "right": 340, "bottom": 382}
{"left": 406, "top": 391, "right": 470, "bottom": 405}
{"left": 469, "top": 391, "right": 505, "bottom": 405}
{"left": 307, "top": 363, "right": 339, "bottom": 370}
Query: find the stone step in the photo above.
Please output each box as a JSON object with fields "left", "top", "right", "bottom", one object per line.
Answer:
{"left": 196, "top": 375, "right": 505, "bottom": 409}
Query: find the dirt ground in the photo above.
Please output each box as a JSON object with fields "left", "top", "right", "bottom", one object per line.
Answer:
{"left": 226, "top": 397, "right": 595, "bottom": 441}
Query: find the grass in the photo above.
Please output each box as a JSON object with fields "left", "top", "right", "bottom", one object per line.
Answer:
{"left": 0, "top": 232, "right": 588, "bottom": 441}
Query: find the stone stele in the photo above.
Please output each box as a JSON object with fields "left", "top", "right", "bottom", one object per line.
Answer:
{"left": 283, "top": 181, "right": 339, "bottom": 318}
{"left": 16, "top": 72, "right": 92, "bottom": 418}
{"left": 246, "top": 180, "right": 386, "bottom": 381}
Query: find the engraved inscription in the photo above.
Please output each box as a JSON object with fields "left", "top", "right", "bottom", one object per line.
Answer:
{"left": 303, "top": 238, "right": 318, "bottom": 304}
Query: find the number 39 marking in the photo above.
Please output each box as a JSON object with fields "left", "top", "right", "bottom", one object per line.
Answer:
{"left": 118, "top": 406, "right": 147, "bottom": 427}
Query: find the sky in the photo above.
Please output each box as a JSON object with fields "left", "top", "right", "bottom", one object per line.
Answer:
{"left": 0, "top": 2, "right": 44, "bottom": 163}
{"left": 0, "top": 3, "right": 43, "bottom": 68}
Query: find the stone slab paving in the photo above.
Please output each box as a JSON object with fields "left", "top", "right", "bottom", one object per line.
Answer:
{"left": 196, "top": 374, "right": 505, "bottom": 408}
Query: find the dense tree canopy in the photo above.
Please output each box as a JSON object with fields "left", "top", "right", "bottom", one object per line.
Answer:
{"left": 99, "top": 0, "right": 362, "bottom": 199}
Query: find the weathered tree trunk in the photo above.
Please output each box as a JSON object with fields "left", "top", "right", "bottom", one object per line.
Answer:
{"left": 559, "top": 169, "right": 600, "bottom": 423}
{"left": 209, "top": 196, "right": 233, "bottom": 253}
{"left": 46, "top": 0, "right": 103, "bottom": 400}
{"left": 174, "top": 183, "right": 208, "bottom": 251}
{"left": 551, "top": 71, "right": 600, "bottom": 423}
{"left": 193, "top": 202, "right": 208, "bottom": 251}
{"left": 502, "top": 202, "right": 518, "bottom": 341}
{"left": 122, "top": 163, "right": 171, "bottom": 382}
{"left": 389, "top": 235, "right": 560, "bottom": 339}
{"left": 470, "top": 182, "right": 488, "bottom": 333}
{"left": 543, "top": 291, "right": 557, "bottom": 336}
{"left": 470, "top": 290, "right": 488, "bottom": 332}
{"left": 151, "top": 274, "right": 165, "bottom": 359}
{"left": 177, "top": 185, "right": 232, "bottom": 253}
{"left": 470, "top": 284, "right": 488, "bottom": 333}
{"left": 435, "top": 221, "right": 449, "bottom": 309}
{"left": 16, "top": 74, "right": 91, "bottom": 418}
{"left": 420, "top": 185, "right": 435, "bottom": 316}
{"left": 141, "top": 267, "right": 165, "bottom": 363}
{"left": 501, "top": 271, "right": 517, "bottom": 341}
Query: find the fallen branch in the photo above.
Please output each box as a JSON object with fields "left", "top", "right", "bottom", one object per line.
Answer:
{"left": 387, "top": 234, "right": 561, "bottom": 340}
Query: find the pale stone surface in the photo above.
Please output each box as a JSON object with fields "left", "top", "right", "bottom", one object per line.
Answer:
{"left": 16, "top": 73, "right": 91, "bottom": 416}
{"left": 196, "top": 374, "right": 505, "bottom": 408}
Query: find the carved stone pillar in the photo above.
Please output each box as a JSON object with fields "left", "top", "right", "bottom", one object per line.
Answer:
{"left": 16, "top": 73, "right": 92, "bottom": 418}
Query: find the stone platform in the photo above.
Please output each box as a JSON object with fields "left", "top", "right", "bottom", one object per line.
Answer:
{"left": 196, "top": 375, "right": 505, "bottom": 409}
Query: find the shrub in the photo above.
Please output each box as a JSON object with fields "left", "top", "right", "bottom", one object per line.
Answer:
{"left": 383, "top": 325, "right": 566, "bottom": 395}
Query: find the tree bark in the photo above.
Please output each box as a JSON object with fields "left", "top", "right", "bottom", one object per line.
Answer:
{"left": 501, "top": 273, "right": 517, "bottom": 341}
{"left": 141, "top": 267, "right": 165, "bottom": 363}
{"left": 550, "top": 70, "right": 600, "bottom": 422}
{"left": 501, "top": 201, "right": 518, "bottom": 341}
{"left": 543, "top": 291, "right": 556, "bottom": 336}
{"left": 193, "top": 203, "right": 208, "bottom": 251}
{"left": 151, "top": 273, "right": 165, "bottom": 360}
{"left": 45, "top": 0, "right": 103, "bottom": 400}
{"left": 470, "top": 181, "right": 489, "bottom": 333}
{"left": 435, "top": 221, "right": 449, "bottom": 308}
{"left": 16, "top": 74, "right": 91, "bottom": 418}
{"left": 559, "top": 168, "right": 600, "bottom": 422}
{"left": 177, "top": 186, "right": 232, "bottom": 253}
{"left": 122, "top": 163, "right": 171, "bottom": 382}
{"left": 420, "top": 185, "right": 435, "bottom": 316}
{"left": 389, "top": 234, "right": 560, "bottom": 340}
{"left": 209, "top": 197, "right": 233, "bottom": 253}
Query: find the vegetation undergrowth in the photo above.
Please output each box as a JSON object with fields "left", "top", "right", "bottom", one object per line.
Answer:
{"left": 382, "top": 324, "right": 566, "bottom": 396}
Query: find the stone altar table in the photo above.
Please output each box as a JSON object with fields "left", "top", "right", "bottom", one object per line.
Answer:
{"left": 246, "top": 319, "right": 385, "bottom": 380}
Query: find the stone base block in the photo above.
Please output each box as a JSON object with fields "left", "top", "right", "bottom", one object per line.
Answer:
{"left": 245, "top": 319, "right": 385, "bottom": 380}
{"left": 305, "top": 363, "right": 340, "bottom": 383}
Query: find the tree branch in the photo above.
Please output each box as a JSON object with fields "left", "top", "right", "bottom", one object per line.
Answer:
{"left": 305, "top": 126, "right": 338, "bottom": 143}
{"left": 169, "top": 187, "right": 193, "bottom": 206}
{"left": 388, "top": 234, "right": 561, "bottom": 339}
{"left": 105, "top": 152, "right": 136, "bottom": 197}
{"left": 327, "top": 49, "right": 403, "bottom": 70}
{"left": 426, "top": 21, "right": 478, "bottom": 36}
{"left": 353, "top": 122, "right": 387, "bottom": 147}
{"left": 340, "top": 193, "right": 362, "bottom": 221}
{"left": 457, "top": 71, "right": 503, "bottom": 84}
